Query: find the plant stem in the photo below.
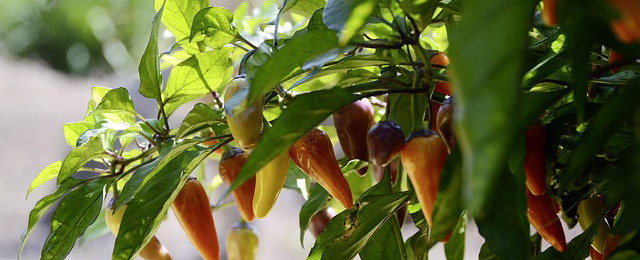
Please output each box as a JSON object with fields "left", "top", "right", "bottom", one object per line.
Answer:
{"left": 236, "top": 35, "right": 257, "bottom": 49}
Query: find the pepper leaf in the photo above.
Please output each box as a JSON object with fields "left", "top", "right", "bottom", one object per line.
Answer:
{"left": 40, "top": 179, "right": 108, "bottom": 260}
{"left": 299, "top": 184, "right": 330, "bottom": 246}
{"left": 190, "top": 7, "right": 239, "bottom": 49}
{"left": 138, "top": 3, "right": 165, "bottom": 101}
{"left": 154, "top": 0, "right": 208, "bottom": 41}
{"left": 26, "top": 161, "right": 62, "bottom": 197}
{"left": 56, "top": 137, "right": 106, "bottom": 185}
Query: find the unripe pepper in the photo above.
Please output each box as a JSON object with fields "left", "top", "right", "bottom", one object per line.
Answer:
{"left": 526, "top": 189, "right": 566, "bottom": 252}
{"left": 219, "top": 147, "right": 255, "bottom": 221}
{"left": 400, "top": 130, "right": 448, "bottom": 227}
{"left": 367, "top": 120, "right": 405, "bottom": 166}
{"left": 171, "top": 178, "right": 220, "bottom": 260}
{"left": 253, "top": 150, "right": 290, "bottom": 218}
{"left": 333, "top": 99, "right": 374, "bottom": 176}
{"left": 105, "top": 198, "right": 172, "bottom": 260}
{"left": 578, "top": 197, "right": 611, "bottom": 254}
{"left": 309, "top": 207, "right": 337, "bottom": 238}
{"left": 290, "top": 128, "right": 353, "bottom": 209}
{"left": 436, "top": 98, "right": 455, "bottom": 151}
{"left": 524, "top": 123, "right": 548, "bottom": 196}
{"left": 226, "top": 222, "right": 259, "bottom": 260}
{"left": 223, "top": 76, "right": 264, "bottom": 151}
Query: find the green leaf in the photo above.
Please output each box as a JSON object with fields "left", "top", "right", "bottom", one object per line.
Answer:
{"left": 299, "top": 184, "right": 330, "bottom": 246}
{"left": 405, "top": 231, "right": 429, "bottom": 260}
{"left": 63, "top": 121, "right": 94, "bottom": 147}
{"left": 521, "top": 50, "right": 568, "bottom": 90}
{"left": 176, "top": 103, "right": 225, "bottom": 139}
{"left": 475, "top": 168, "right": 531, "bottom": 260}
{"left": 338, "top": 0, "right": 379, "bottom": 45}
{"left": 138, "top": 3, "right": 165, "bottom": 101}
{"left": 559, "top": 77, "right": 640, "bottom": 194}
{"left": 448, "top": 0, "right": 536, "bottom": 216}
{"left": 163, "top": 48, "right": 234, "bottom": 116}
{"left": 246, "top": 29, "right": 339, "bottom": 103}
{"left": 387, "top": 91, "right": 428, "bottom": 137}
{"left": 56, "top": 137, "right": 106, "bottom": 185}
{"left": 430, "top": 149, "right": 463, "bottom": 241}
{"left": 284, "top": 0, "right": 326, "bottom": 16}
{"left": 26, "top": 161, "right": 62, "bottom": 199}
{"left": 40, "top": 179, "right": 108, "bottom": 260}
{"left": 19, "top": 178, "right": 83, "bottom": 260}
{"left": 154, "top": 0, "right": 208, "bottom": 41}
{"left": 444, "top": 212, "right": 466, "bottom": 260}
{"left": 89, "top": 87, "right": 136, "bottom": 125}
{"left": 79, "top": 209, "right": 110, "bottom": 244}
{"left": 307, "top": 191, "right": 411, "bottom": 260}
{"left": 112, "top": 148, "right": 202, "bottom": 260}
{"left": 359, "top": 215, "right": 407, "bottom": 260}
{"left": 113, "top": 141, "right": 175, "bottom": 211}
{"left": 285, "top": 160, "right": 309, "bottom": 196}
{"left": 190, "top": 6, "right": 239, "bottom": 48}
{"left": 608, "top": 250, "right": 640, "bottom": 260}
{"left": 399, "top": 0, "right": 439, "bottom": 32}
{"left": 340, "top": 159, "right": 369, "bottom": 176}
{"left": 227, "top": 87, "right": 359, "bottom": 195}
{"left": 517, "top": 83, "right": 569, "bottom": 132}
{"left": 605, "top": 146, "right": 640, "bottom": 233}
{"left": 478, "top": 243, "right": 498, "bottom": 260}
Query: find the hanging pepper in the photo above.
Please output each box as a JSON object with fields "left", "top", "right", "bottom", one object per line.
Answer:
{"left": 436, "top": 97, "right": 455, "bottom": 151}
{"left": 309, "top": 207, "right": 337, "bottom": 238}
{"left": 431, "top": 52, "right": 453, "bottom": 96}
{"left": 219, "top": 147, "right": 255, "bottom": 221}
{"left": 526, "top": 189, "right": 567, "bottom": 252}
{"left": 226, "top": 222, "right": 259, "bottom": 260}
{"left": 578, "top": 197, "right": 612, "bottom": 254}
{"left": 400, "top": 130, "right": 448, "bottom": 227}
{"left": 290, "top": 128, "right": 353, "bottom": 209}
{"left": 333, "top": 98, "right": 374, "bottom": 176}
{"left": 367, "top": 120, "right": 405, "bottom": 166}
{"left": 105, "top": 198, "right": 173, "bottom": 260}
{"left": 223, "top": 76, "right": 264, "bottom": 151}
{"left": 253, "top": 150, "right": 290, "bottom": 218}
{"left": 542, "top": 0, "right": 557, "bottom": 26}
{"left": 171, "top": 178, "right": 220, "bottom": 260}
{"left": 524, "top": 123, "right": 548, "bottom": 196}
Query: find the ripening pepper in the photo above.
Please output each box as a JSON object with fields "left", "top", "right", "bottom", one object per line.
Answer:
{"left": 333, "top": 99, "right": 374, "bottom": 176}
{"left": 436, "top": 97, "right": 455, "bottom": 151}
{"left": 202, "top": 133, "right": 223, "bottom": 154}
{"left": 578, "top": 197, "right": 611, "bottom": 254}
{"left": 400, "top": 130, "right": 448, "bottom": 227}
{"left": 542, "top": 0, "right": 557, "bottom": 26}
{"left": 431, "top": 52, "right": 453, "bottom": 96}
{"left": 253, "top": 150, "right": 290, "bottom": 218}
{"left": 367, "top": 120, "right": 405, "bottom": 166}
{"left": 309, "top": 207, "right": 337, "bottom": 238}
{"left": 223, "top": 76, "right": 264, "bottom": 151}
{"left": 590, "top": 246, "right": 603, "bottom": 260}
{"left": 219, "top": 147, "right": 255, "bottom": 221}
{"left": 609, "top": 50, "right": 623, "bottom": 73}
{"left": 105, "top": 198, "right": 173, "bottom": 260}
{"left": 226, "top": 222, "right": 259, "bottom": 260}
{"left": 526, "top": 189, "right": 567, "bottom": 252}
{"left": 290, "top": 128, "right": 353, "bottom": 209}
{"left": 171, "top": 178, "right": 220, "bottom": 260}
{"left": 524, "top": 123, "right": 548, "bottom": 196}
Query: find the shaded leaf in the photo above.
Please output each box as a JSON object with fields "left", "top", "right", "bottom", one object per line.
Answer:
{"left": 405, "top": 231, "right": 429, "bottom": 260}
{"left": 299, "top": 184, "right": 330, "bottom": 246}
{"left": 285, "top": 160, "right": 309, "bottom": 196}
{"left": 338, "top": 0, "right": 380, "bottom": 45}
{"left": 448, "top": 0, "right": 536, "bottom": 215}
{"left": 41, "top": 179, "right": 108, "bottom": 260}
{"left": 246, "top": 29, "right": 339, "bottom": 103}
{"left": 430, "top": 149, "right": 463, "bottom": 241}
{"left": 176, "top": 103, "right": 225, "bottom": 139}
{"left": 19, "top": 178, "right": 84, "bottom": 259}
{"left": 359, "top": 215, "right": 407, "bottom": 260}
{"left": 444, "top": 212, "right": 466, "bottom": 260}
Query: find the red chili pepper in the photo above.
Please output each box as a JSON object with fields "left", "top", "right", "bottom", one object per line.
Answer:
{"left": 542, "top": 0, "right": 558, "bottom": 26}
{"left": 290, "top": 128, "right": 353, "bottom": 209}
{"left": 333, "top": 99, "right": 374, "bottom": 176}
{"left": 172, "top": 179, "right": 220, "bottom": 260}
{"left": 609, "top": 50, "right": 623, "bottom": 73}
{"left": 524, "top": 123, "right": 548, "bottom": 196}
{"left": 219, "top": 147, "right": 255, "bottom": 222}
{"left": 526, "top": 189, "right": 567, "bottom": 252}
